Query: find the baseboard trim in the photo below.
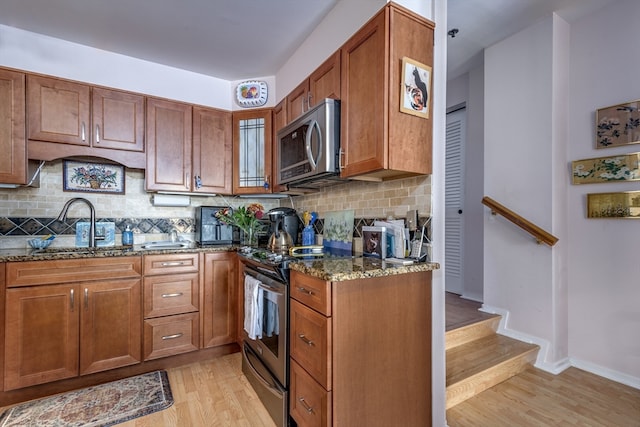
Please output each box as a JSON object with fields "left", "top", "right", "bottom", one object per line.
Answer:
{"left": 571, "top": 358, "right": 640, "bottom": 390}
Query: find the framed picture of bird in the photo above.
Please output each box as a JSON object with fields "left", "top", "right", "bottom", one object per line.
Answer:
{"left": 596, "top": 99, "right": 640, "bottom": 149}
{"left": 400, "top": 56, "right": 432, "bottom": 119}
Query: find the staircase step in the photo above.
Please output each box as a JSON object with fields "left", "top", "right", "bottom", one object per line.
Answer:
{"left": 446, "top": 314, "right": 501, "bottom": 350}
{"left": 446, "top": 334, "right": 539, "bottom": 409}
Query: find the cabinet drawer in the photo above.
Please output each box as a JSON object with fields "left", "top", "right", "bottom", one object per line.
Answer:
{"left": 143, "top": 313, "right": 199, "bottom": 360}
{"left": 290, "top": 270, "right": 331, "bottom": 316}
{"left": 290, "top": 359, "right": 332, "bottom": 427}
{"left": 143, "top": 253, "right": 199, "bottom": 275}
{"left": 143, "top": 273, "right": 199, "bottom": 318}
{"left": 290, "top": 299, "right": 331, "bottom": 389}
{"left": 7, "top": 257, "right": 142, "bottom": 287}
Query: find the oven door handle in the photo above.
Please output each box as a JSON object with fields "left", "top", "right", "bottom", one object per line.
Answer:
{"left": 257, "top": 282, "right": 284, "bottom": 296}
{"left": 242, "top": 345, "right": 285, "bottom": 397}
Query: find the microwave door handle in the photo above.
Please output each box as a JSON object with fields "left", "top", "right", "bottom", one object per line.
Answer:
{"left": 305, "top": 119, "right": 322, "bottom": 170}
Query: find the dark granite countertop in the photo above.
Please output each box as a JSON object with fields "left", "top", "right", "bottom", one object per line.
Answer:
{"left": 289, "top": 256, "right": 440, "bottom": 282}
{"left": 0, "top": 244, "right": 236, "bottom": 262}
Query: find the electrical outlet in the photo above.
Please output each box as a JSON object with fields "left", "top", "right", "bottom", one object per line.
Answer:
{"left": 406, "top": 209, "right": 418, "bottom": 231}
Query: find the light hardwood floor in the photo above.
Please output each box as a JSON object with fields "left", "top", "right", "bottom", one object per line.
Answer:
{"left": 119, "top": 352, "right": 276, "bottom": 427}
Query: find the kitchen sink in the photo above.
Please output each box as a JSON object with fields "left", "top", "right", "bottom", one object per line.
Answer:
{"left": 140, "top": 240, "right": 192, "bottom": 250}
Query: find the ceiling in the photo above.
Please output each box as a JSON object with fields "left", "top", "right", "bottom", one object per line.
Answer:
{"left": 0, "top": 0, "right": 619, "bottom": 81}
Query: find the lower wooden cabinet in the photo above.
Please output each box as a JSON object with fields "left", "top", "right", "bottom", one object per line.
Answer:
{"left": 202, "top": 252, "right": 237, "bottom": 348}
{"left": 4, "top": 277, "right": 142, "bottom": 390}
{"left": 143, "top": 312, "right": 199, "bottom": 360}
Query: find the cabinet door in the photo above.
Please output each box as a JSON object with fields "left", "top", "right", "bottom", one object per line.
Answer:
{"left": 193, "top": 106, "right": 233, "bottom": 194}
{"left": 232, "top": 109, "right": 273, "bottom": 194}
{"left": 146, "top": 97, "right": 193, "bottom": 192}
{"left": 202, "top": 252, "right": 237, "bottom": 348}
{"left": 287, "top": 80, "right": 309, "bottom": 123}
{"left": 0, "top": 69, "right": 26, "bottom": 185}
{"left": 27, "top": 75, "right": 91, "bottom": 146}
{"left": 308, "top": 50, "right": 341, "bottom": 109}
{"left": 92, "top": 87, "right": 144, "bottom": 152}
{"left": 80, "top": 279, "right": 142, "bottom": 375}
{"left": 340, "top": 11, "right": 386, "bottom": 178}
{"left": 5, "top": 284, "right": 79, "bottom": 390}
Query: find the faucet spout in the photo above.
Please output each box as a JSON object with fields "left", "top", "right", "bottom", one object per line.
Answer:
{"left": 56, "top": 198, "right": 98, "bottom": 248}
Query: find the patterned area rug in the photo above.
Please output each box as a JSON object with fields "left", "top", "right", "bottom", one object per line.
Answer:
{"left": 0, "top": 370, "right": 173, "bottom": 427}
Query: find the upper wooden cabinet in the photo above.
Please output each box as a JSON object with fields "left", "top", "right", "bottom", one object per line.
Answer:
{"left": 145, "top": 98, "right": 193, "bottom": 192}
{"left": 192, "top": 106, "right": 233, "bottom": 194}
{"left": 26, "top": 75, "right": 145, "bottom": 168}
{"left": 232, "top": 108, "right": 273, "bottom": 194}
{"left": 340, "top": 3, "right": 434, "bottom": 180}
{"left": 286, "top": 51, "right": 341, "bottom": 124}
{"left": 272, "top": 99, "right": 288, "bottom": 193}
{"left": 146, "top": 99, "right": 233, "bottom": 194}
{"left": 0, "top": 69, "right": 27, "bottom": 185}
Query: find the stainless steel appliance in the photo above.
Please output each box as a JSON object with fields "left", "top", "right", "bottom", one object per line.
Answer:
{"left": 239, "top": 250, "right": 292, "bottom": 427}
{"left": 267, "top": 207, "right": 300, "bottom": 247}
{"left": 195, "top": 206, "right": 236, "bottom": 245}
{"left": 276, "top": 98, "right": 344, "bottom": 189}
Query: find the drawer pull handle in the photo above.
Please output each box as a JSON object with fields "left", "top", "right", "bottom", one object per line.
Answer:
{"left": 160, "top": 261, "right": 185, "bottom": 267}
{"left": 161, "top": 333, "right": 183, "bottom": 340}
{"left": 298, "top": 334, "right": 315, "bottom": 346}
{"left": 298, "top": 397, "right": 315, "bottom": 414}
{"left": 84, "top": 288, "right": 89, "bottom": 309}
{"left": 161, "top": 292, "right": 184, "bottom": 298}
{"left": 70, "top": 289, "right": 75, "bottom": 311}
{"left": 297, "top": 286, "right": 315, "bottom": 296}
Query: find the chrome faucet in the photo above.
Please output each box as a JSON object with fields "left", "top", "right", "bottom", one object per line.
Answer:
{"left": 56, "top": 197, "right": 101, "bottom": 248}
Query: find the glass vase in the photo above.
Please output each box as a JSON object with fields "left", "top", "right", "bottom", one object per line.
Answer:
{"left": 241, "top": 227, "right": 258, "bottom": 247}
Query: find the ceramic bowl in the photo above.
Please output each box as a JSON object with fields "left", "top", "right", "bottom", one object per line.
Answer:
{"left": 28, "top": 238, "right": 53, "bottom": 249}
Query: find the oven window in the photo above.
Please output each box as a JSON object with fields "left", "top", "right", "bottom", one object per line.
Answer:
{"left": 260, "top": 288, "right": 280, "bottom": 357}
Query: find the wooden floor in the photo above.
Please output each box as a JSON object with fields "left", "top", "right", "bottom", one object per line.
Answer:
{"left": 118, "top": 352, "right": 276, "bottom": 427}
{"left": 445, "top": 292, "right": 640, "bottom": 426}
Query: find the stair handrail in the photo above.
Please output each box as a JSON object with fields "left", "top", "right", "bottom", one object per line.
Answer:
{"left": 481, "top": 196, "right": 558, "bottom": 247}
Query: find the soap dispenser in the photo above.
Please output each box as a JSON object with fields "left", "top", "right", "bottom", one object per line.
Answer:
{"left": 122, "top": 225, "right": 133, "bottom": 246}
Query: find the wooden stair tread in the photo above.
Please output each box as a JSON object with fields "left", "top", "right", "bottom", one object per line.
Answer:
{"left": 446, "top": 334, "right": 539, "bottom": 386}
{"left": 445, "top": 315, "right": 501, "bottom": 350}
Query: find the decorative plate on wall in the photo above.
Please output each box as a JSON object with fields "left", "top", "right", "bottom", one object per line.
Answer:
{"left": 236, "top": 80, "right": 268, "bottom": 107}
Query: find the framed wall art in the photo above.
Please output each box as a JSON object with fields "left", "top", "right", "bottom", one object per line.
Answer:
{"left": 400, "top": 57, "right": 432, "bottom": 119}
{"left": 63, "top": 160, "right": 125, "bottom": 194}
{"left": 572, "top": 152, "right": 640, "bottom": 184}
{"left": 596, "top": 99, "right": 640, "bottom": 148}
{"left": 587, "top": 191, "right": 640, "bottom": 218}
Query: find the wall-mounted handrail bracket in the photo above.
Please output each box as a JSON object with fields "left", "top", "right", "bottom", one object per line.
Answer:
{"left": 482, "top": 196, "right": 558, "bottom": 247}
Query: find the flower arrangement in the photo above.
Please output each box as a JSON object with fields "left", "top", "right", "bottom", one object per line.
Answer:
{"left": 215, "top": 203, "right": 265, "bottom": 245}
{"left": 70, "top": 164, "right": 119, "bottom": 189}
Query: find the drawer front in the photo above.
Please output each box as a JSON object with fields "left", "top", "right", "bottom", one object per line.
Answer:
{"left": 7, "top": 257, "right": 142, "bottom": 287}
{"left": 290, "top": 270, "right": 331, "bottom": 316}
{"left": 290, "top": 298, "right": 331, "bottom": 389}
{"left": 143, "top": 273, "right": 199, "bottom": 318}
{"left": 290, "top": 359, "right": 332, "bottom": 427}
{"left": 143, "top": 312, "right": 199, "bottom": 360}
{"left": 143, "top": 253, "right": 199, "bottom": 276}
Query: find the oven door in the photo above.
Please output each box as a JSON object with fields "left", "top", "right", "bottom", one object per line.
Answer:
{"left": 242, "top": 264, "right": 288, "bottom": 386}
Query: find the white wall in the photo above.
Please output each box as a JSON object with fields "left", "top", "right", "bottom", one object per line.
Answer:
{"left": 567, "top": 0, "right": 640, "bottom": 384}
{"left": 484, "top": 17, "right": 561, "bottom": 363}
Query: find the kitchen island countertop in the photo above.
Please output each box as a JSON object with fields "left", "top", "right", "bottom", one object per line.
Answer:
{"left": 289, "top": 256, "right": 439, "bottom": 282}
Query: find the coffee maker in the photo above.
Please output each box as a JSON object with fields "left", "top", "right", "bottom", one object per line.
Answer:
{"left": 266, "top": 207, "right": 300, "bottom": 246}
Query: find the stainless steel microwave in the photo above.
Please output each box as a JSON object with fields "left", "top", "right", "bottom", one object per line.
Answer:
{"left": 275, "top": 98, "right": 342, "bottom": 188}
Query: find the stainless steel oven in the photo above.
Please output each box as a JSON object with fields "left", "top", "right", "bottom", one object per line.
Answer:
{"left": 240, "top": 259, "right": 289, "bottom": 427}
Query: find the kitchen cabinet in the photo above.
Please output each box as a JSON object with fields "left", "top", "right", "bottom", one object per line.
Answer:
{"left": 232, "top": 108, "right": 273, "bottom": 194}
{"left": 202, "top": 252, "right": 237, "bottom": 348}
{"left": 145, "top": 97, "right": 193, "bottom": 192}
{"left": 4, "top": 257, "right": 142, "bottom": 390}
{"left": 26, "top": 75, "right": 145, "bottom": 168}
{"left": 272, "top": 99, "right": 288, "bottom": 193}
{"left": 289, "top": 268, "right": 432, "bottom": 427}
{"left": 146, "top": 100, "right": 232, "bottom": 194}
{"left": 340, "top": 3, "right": 434, "bottom": 180}
{"left": 142, "top": 253, "right": 200, "bottom": 360}
{"left": 287, "top": 51, "right": 341, "bottom": 123}
{"left": 0, "top": 69, "right": 27, "bottom": 185}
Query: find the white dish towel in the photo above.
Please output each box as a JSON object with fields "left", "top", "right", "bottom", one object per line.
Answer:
{"left": 244, "top": 274, "right": 264, "bottom": 340}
